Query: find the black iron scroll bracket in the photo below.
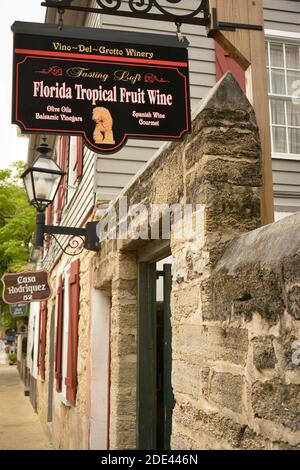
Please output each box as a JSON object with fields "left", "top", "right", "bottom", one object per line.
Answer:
{"left": 208, "top": 7, "right": 263, "bottom": 35}
{"left": 36, "top": 212, "right": 100, "bottom": 254}
{"left": 41, "top": 0, "right": 211, "bottom": 27}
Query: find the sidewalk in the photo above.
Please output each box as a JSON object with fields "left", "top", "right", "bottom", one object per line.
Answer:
{"left": 0, "top": 365, "right": 52, "bottom": 450}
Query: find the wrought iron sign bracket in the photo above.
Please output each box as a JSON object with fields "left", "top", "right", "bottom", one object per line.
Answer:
{"left": 208, "top": 7, "right": 263, "bottom": 35}
{"left": 36, "top": 212, "right": 100, "bottom": 254}
{"left": 41, "top": 0, "right": 211, "bottom": 28}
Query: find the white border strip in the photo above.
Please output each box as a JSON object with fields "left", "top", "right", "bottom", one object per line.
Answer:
{"left": 265, "top": 29, "right": 300, "bottom": 40}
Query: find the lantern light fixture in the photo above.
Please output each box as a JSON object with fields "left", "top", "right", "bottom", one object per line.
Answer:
{"left": 21, "top": 138, "right": 99, "bottom": 253}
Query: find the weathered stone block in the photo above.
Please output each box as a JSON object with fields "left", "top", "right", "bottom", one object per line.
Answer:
{"left": 111, "top": 304, "right": 137, "bottom": 330}
{"left": 252, "top": 379, "right": 300, "bottom": 431}
{"left": 171, "top": 431, "right": 199, "bottom": 450}
{"left": 172, "top": 360, "right": 201, "bottom": 399}
{"left": 110, "top": 357, "right": 136, "bottom": 387}
{"left": 280, "top": 334, "right": 300, "bottom": 370}
{"left": 171, "top": 285, "right": 199, "bottom": 322}
{"left": 287, "top": 286, "right": 300, "bottom": 320}
{"left": 173, "top": 324, "right": 248, "bottom": 366}
{"left": 112, "top": 279, "right": 137, "bottom": 301}
{"left": 208, "top": 372, "right": 244, "bottom": 414}
{"left": 211, "top": 266, "right": 284, "bottom": 324}
{"left": 173, "top": 401, "right": 267, "bottom": 449}
{"left": 200, "top": 156, "right": 261, "bottom": 187}
{"left": 252, "top": 337, "right": 277, "bottom": 371}
{"left": 110, "top": 386, "right": 137, "bottom": 416}
{"left": 188, "top": 127, "right": 260, "bottom": 160}
{"left": 282, "top": 254, "right": 300, "bottom": 283}
{"left": 115, "top": 252, "right": 137, "bottom": 280}
{"left": 111, "top": 331, "right": 136, "bottom": 356}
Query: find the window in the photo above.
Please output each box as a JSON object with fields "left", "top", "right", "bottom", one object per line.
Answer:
{"left": 266, "top": 39, "right": 300, "bottom": 157}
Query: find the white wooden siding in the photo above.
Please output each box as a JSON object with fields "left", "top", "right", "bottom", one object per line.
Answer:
{"left": 264, "top": 0, "right": 300, "bottom": 33}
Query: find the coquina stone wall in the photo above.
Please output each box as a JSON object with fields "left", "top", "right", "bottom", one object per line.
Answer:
{"left": 92, "top": 72, "right": 300, "bottom": 450}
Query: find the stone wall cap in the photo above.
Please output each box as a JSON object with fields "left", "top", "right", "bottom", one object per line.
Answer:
{"left": 215, "top": 212, "right": 300, "bottom": 275}
{"left": 192, "top": 72, "right": 252, "bottom": 120}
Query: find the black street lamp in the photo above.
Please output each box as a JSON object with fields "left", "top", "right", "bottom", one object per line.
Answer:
{"left": 21, "top": 139, "right": 99, "bottom": 253}
{"left": 22, "top": 139, "right": 65, "bottom": 212}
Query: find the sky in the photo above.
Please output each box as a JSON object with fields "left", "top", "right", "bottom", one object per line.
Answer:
{"left": 0, "top": 1, "right": 45, "bottom": 170}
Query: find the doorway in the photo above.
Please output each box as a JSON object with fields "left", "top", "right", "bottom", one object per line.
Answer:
{"left": 137, "top": 255, "right": 174, "bottom": 450}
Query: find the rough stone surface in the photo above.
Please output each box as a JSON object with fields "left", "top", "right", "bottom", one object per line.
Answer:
{"left": 287, "top": 286, "right": 300, "bottom": 320}
{"left": 207, "top": 372, "right": 245, "bottom": 414}
{"left": 173, "top": 401, "right": 268, "bottom": 450}
{"left": 252, "top": 379, "right": 300, "bottom": 431}
{"left": 252, "top": 337, "right": 277, "bottom": 371}
{"left": 173, "top": 324, "right": 249, "bottom": 366}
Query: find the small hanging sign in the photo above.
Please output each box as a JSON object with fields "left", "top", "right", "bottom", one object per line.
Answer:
{"left": 9, "top": 304, "right": 28, "bottom": 317}
{"left": 11, "top": 22, "right": 191, "bottom": 154}
{"left": 2, "top": 270, "right": 52, "bottom": 305}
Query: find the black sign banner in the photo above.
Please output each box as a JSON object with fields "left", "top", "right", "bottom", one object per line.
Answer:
{"left": 12, "top": 22, "right": 191, "bottom": 154}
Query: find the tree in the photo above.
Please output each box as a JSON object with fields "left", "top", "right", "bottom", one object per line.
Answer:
{"left": 0, "top": 161, "right": 35, "bottom": 331}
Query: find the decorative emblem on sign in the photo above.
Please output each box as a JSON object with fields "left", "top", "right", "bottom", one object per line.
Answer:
{"left": 2, "top": 270, "right": 52, "bottom": 305}
{"left": 36, "top": 66, "right": 63, "bottom": 76}
{"left": 12, "top": 22, "right": 191, "bottom": 154}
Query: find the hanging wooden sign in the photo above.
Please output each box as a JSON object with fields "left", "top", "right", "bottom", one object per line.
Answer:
{"left": 2, "top": 270, "right": 52, "bottom": 305}
{"left": 11, "top": 22, "right": 191, "bottom": 154}
{"left": 9, "top": 304, "right": 28, "bottom": 317}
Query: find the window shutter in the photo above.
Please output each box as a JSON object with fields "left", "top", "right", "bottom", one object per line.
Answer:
{"left": 74, "top": 137, "right": 83, "bottom": 183}
{"left": 46, "top": 203, "right": 53, "bottom": 225}
{"left": 216, "top": 42, "right": 246, "bottom": 92}
{"left": 65, "top": 259, "right": 80, "bottom": 405}
{"left": 55, "top": 274, "right": 64, "bottom": 392}
{"left": 37, "top": 305, "right": 42, "bottom": 370}
{"left": 56, "top": 137, "right": 69, "bottom": 223}
{"left": 39, "top": 301, "right": 48, "bottom": 381}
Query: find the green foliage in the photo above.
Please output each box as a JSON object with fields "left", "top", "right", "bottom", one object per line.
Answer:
{"left": 8, "top": 352, "right": 17, "bottom": 363}
{"left": 0, "top": 161, "right": 35, "bottom": 330}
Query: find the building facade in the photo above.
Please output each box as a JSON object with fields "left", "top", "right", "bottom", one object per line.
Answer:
{"left": 25, "top": 0, "right": 300, "bottom": 449}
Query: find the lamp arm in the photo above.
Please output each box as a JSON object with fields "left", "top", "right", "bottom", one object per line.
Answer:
{"left": 35, "top": 212, "right": 99, "bottom": 252}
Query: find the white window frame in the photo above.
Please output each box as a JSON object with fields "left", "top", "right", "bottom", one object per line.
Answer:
{"left": 265, "top": 29, "right": 300, "bottom": 161}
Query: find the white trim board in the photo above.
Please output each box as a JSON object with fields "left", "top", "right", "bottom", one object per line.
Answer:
{"left": 265, "top": 29, "right": 300, "bottom": 40}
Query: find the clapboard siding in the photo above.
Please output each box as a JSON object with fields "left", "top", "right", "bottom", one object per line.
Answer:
{"left": 272, "top": 158, "right": 300, "bottom": 212}
{"left": 264, "top": 0, "right": 300, "bottom": 33}
{"left": 85, "top": 0, "right": 215, "bottom": 202}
